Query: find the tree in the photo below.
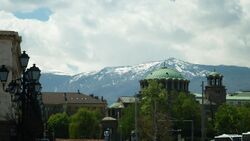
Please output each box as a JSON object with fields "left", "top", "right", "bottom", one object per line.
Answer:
{"left": 118, "top": 104, "right": 135, "bottom": 140}
{"left": 139, "top": 80, "right": 171, "bottom": 141}
{"left": 69, "top": 108, "right": 102, "bottom": 139}
{"left": 215, "top": 104, "right": 250, "bottom": 134}
{"left": 237, "top": 106, "right": 250, "bottom": 133}
{"left": 47, "top": 112, "right": 69, "bottom": 138}
{"left": 138, "top": 80, "right": 201, "bottom": 140}
{"left": 171, "top": 92, "right": 201, "bottom": 140}
{"left": 214, "top": 104, "right": 240, "bottom": 134}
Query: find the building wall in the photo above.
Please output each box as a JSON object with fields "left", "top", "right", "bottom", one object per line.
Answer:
{"left": 140, "top": 79, "right": 189, "bottom": 93}
{"left": 44, "top": 103, "right": 107, "bottom": 118}
{"left": 205, "top": 86, "right": 226, "bottom": 105}
{"left": 0, "top": 31, "right": 22, "bottom": 121}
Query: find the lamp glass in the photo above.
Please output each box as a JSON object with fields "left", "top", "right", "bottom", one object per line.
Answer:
{"left": 29, "top": 64, "right": 41, "bottom": 81}
{"left": 19, "top": 51, "right": 30, "bottom": 69}
{"left": 34, "top": 82, "right": 41, "bottom": 93}
{"left": 0, "top": 65, "right": 9, "bottom": 82}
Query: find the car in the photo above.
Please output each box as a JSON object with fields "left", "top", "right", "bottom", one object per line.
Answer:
{"left": 214, "top": 134, "right": 242, "bottom": 141}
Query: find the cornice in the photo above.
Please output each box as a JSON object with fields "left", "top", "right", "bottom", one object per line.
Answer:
{"left": 0, "top": 31, "right": 22, "bottom": 43}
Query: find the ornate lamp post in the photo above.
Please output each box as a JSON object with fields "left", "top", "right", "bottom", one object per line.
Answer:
{"left": 0, "top": 65, "right": 9, "bottom": 86}
{"left": 0, "top": 51, "right": 44, "bottom": 141}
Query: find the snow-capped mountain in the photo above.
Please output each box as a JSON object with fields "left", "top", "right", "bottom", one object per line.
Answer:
{"left": 40, "top": 58, "right": 250, "bottom": 103}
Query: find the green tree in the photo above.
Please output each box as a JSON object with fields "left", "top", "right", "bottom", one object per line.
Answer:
{"left": 215, "top": 104, "right": 250, "bottom": 134}
{"left": 139, "top": 80, "right": 171, "bottom": 141}
{"left": 171, "top": 92, "right": 201, "bottom": 140}
{"left": 47, "top": 112, "right": 69, "bottom": 138}
{"left": 214, "top": 104, "right": 241, "bottom": 134}
{"left": 237, "top": 106, "right": 250, "bottom": 133}
{"left": 118, "top": 104, "right": 135, "bottom": 140}
{"left": 69, "top": 108, "right": 101, "bottom": 139}
{"left": 138, "top": 80, "right": 201, "bottom": 140}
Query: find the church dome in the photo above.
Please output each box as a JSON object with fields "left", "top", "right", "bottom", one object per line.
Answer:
{"left": 208, "top": 71, "right": 223, "bottom": 77}
{"left": 145, "top": 67, "right": 185, "bottom": 80}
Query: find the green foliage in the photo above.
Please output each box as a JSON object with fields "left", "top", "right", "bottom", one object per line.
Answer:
{"left": 138, "top": 80, "right": 201, "bottom": 140}
{"left": 47, "top": 112, "right": 69, "bottom": 138}
{"left": 215, "top": 104, "right": 240, "bottom": 134}
{"left": 215, "top": 104, "right": 250, "bottom": 134}
{"left": 140, "top": 80, "right": 168, "bottom": 115}
{"left": 171, "top": 92, "right": 201, "bottom": 140}
{"left": 69, "top": 108, "right": 101, "bottom": 139}
{"left": 171, "top": 92, "right": 201, "bottom": 121}
{"left": 139, "top": 80, "right": 171, "bottom": 141}
{"left": 118, "top": 104, "right": 135, "bottom": 140}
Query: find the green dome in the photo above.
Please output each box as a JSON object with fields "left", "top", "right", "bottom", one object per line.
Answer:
{"left": 109, "top": 102, "right": 124, "bottom": 109}
{"left": 208, "top": 71, "right": 223, "bottom": 77}
{"left": 145, "top": 67, "right": 185, "bottom": 80}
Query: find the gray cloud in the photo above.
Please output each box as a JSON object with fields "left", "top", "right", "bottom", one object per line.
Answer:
{"left": 197, "top": 0, "right": 242, "bottom": 28}
{"left": 0, "top": 0, "right": 250, "bottom": 74}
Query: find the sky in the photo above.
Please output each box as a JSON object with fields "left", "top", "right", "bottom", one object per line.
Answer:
{"left": 1, "top": 0, "right": 250, "bottom": 75}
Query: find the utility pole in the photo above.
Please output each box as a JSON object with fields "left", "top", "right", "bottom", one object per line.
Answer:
{"left": 201, "top": 81, "right": 205, "bottom": 141}
{"left": 191, "top": 120, "right": 194, "bottom": 141}
{"left": 135, "top": 94, "right": 139, "bottom": 141}
{"left": 153, "top": 99, "right": 157, "bottom": 141}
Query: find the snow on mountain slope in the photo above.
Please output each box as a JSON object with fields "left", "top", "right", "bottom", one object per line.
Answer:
{"left": 40, "top": 58, "right": 250, "bottom": 104}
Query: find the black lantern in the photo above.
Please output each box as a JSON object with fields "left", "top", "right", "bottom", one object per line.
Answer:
{"left": 27, "top": 64, "right": 41, "bottom": 82}
{"left": 0, "top": 50, "right": 44, "bottom": 141}
{"left": 19, "top": 51, "right": 30, "bottom": 69}
{"left": 34, "top": 82, "right": 42, "bottom": 93}
{"left": 0, "top": 65, "right": 9, "bottom": 82}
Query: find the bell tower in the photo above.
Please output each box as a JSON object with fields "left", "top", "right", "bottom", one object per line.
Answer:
{"left": 205, "top": 70, "right": 226, "bottom": 105}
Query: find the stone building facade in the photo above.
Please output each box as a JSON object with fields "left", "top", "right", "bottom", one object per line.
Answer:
{"left": 0, "top": 31, "right": 23, "bottom": 141}
{"left": 205, "top": 71, "right": 227, "bottom": 105}
{"left": 42, "top": 92, "right": 107, "bottom": 117}
{"left": 0, "top": 31, "right": 22, "bottom": 120}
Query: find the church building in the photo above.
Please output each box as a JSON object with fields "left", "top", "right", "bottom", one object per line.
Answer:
{"left": 205, "top": 71, "right": 227, "bottom": 105}
{"left": 140, "top": 67, "right": 190, "bottom": 93}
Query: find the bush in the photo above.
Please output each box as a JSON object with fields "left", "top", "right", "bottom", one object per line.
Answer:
{"left": 69, "top": 108, "right": 101, "bottom": 139}
{"left": 47, "top": 112, "right": 69, "bottom": 138}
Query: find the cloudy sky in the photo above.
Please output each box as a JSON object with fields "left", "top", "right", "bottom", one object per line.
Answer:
{"left": 1, "top": 0, "right": 250, "bottom": 74}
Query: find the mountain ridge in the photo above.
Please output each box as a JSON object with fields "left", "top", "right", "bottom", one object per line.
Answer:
{"left": 40, "top": 58, "right": 250, "bottom": 103}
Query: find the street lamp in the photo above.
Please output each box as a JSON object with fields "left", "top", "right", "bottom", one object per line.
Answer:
{"left": 0, "top": 51, "right": 44, "bottom": 141}
{"left": 0, "top": 65, "right": 9, "bottom": 86}
{"left": 19, "top": 51, "right": 29, "bottom": 70}
{"left": 27, "top": 64, "right": 41, "bottom": 81}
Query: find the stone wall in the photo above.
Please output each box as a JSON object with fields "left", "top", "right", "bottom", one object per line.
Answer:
{"left": 0, "top": 31, "right": 22, "bottom": 140}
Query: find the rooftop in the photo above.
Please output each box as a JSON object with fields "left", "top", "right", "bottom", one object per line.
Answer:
{"left": 207, "top": 71, "right": 223, "bottom": 77}
{"left": 109, "top": 102, "right": 124, "bottom": 109}
{"left": 145, "top": 67, "right": 186, "bottom": 80}
{"left": 192, "top": 92, "right": 250, "bottom": 101}
{"left": 118, "top": 96, "right": 136, "bottom": 104}
{"left": 42, "top": 92, "right": 107, "bottom": 105}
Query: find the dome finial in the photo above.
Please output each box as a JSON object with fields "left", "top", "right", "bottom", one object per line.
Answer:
{"left": 162, "top": 60, "right": 167, "bottom": 68}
